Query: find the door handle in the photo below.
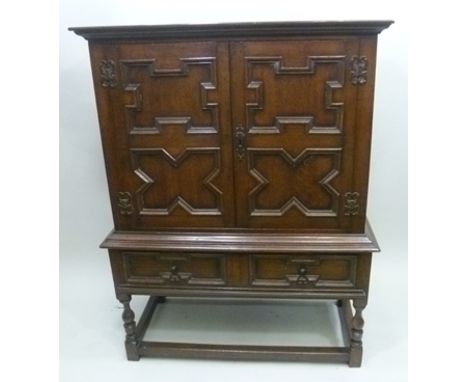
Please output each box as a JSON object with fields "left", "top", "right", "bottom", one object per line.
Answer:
{"left": 235, "top": 126, "right": 246, "bottom": 159}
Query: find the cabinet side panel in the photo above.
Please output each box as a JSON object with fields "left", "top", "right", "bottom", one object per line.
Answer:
{"left": 351, "top": 37, "right": 378, "bottom": 232}
{"left": 88, "top": 43, "right": 125, "bottom": 227}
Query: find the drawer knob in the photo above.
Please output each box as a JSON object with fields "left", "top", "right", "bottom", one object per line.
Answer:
{"left": 297, "top": 265, "right": 309, "bottom": 285}
{"left": 169, "top": 265, "right": 181, "bottom": 282}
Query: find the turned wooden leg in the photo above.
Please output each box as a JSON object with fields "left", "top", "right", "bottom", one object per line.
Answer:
{"left": 349, "top": 298, "right": 367, "bottom": 367}
{"left": 117, "top": 294, "right": 140, "bottom": 361}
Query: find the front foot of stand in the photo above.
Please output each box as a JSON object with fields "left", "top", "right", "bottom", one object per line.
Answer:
{"left": 116, "top": 295, "right": 166, "bottom": 361}
{"left": 349, "top": 299, "right": 367, "bottom": 368}
{"left": 117, "top": 294, "right": 140, "bottom": 361}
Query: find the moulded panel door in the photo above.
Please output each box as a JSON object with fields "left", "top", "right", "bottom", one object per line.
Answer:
{"left": 89, "top": 41, "right": 236, "bottom": 229}
{"left": 230, "top": 39, "right": 361, "bottom": 231}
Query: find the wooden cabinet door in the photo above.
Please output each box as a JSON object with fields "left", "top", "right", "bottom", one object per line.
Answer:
{"left": 89, "top": 41, "right": 235, "bottom": 229}
{"left": 230, "top": 39, "right": 360, "bottom": 231}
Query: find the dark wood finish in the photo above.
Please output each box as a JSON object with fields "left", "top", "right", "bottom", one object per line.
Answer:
{"left": 109, "top": 250, "right": 372, "bottom": 293}
{"left": 116, "top": 294, "right": 139, "bottom": 361}
{"left": 115, "top": 286, "right": 367, "bottom": 300}
{"left": 121, "top": 251, "right": 227, "bottom": 286}
{"left": 249, "top": 254, "right": 357, "bottom": 288}
{"left": 101, "top": 221, "right": 379, "bottom": 252}
{"left": 69, "top": 21, "right": 393, "bottom": 41}
{"left": 349, "top": 298, "right": 367, "bottom": 367}
{"left": 230, "top": 39, "right": 359, "bottom": 230}
{"left": 351, "top": 37, "right": 378, "bottom": 231}
{"left": 87, "top": 41, "right": 235, "bottom": 229}
{"left": 123, "top": 296, "right": 364, "bottom": 364}
{"left": 71, "top": 21, "right": 392, "bottom": 367}
{"left": 139, "top": 342, "right": 350, "bottom": 362}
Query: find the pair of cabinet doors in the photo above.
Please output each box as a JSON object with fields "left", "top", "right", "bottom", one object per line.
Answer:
{"left": 90, "top": 38, "right": 373, "bottom": 232}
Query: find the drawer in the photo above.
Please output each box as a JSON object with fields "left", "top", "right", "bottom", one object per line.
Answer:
{"left": 249, "top": 254, "right": 357, "bottom": 289}
{"left": 121, "top": 252, "right": 227, "bottom": 287}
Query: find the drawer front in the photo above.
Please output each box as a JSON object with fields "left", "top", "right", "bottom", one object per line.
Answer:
{"left": 249, "top": 254, "right": 357, "bottom": 289}
{"left": 122, "top": 252, "right": 227, "bottom": 286}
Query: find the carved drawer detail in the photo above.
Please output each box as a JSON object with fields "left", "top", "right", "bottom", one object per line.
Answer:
{"left": 122, "top": 252, "right": 227, "bottom": 286}
{"left": 249, "top": 254, "right": 357, "bottom": 288}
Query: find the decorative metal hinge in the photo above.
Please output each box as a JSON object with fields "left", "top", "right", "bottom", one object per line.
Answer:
{"left": 99, "top": 60, "right": 117, "bottom": 88}
{"left": 117, "top": 191, "right": 134, "bottom": 215}
{"left": 350, "top": 56, "right": 368, "bottom": 85}
{"left": 344, "top": 192, "right": 360, "bottom": 216}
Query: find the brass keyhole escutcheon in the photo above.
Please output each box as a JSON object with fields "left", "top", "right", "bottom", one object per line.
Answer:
{"left": 235, "top": 126, "right": 246, "bottom": 159}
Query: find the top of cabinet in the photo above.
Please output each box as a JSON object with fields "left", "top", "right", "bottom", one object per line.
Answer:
{"left": 69, "top": 20, "right": 393, "bottom": 41}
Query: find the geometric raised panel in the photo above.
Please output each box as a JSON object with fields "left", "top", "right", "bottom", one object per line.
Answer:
{"left": 250, "top": 254, "right": 357, "bottom": 288}
{"left": 120, "top": 57, "right": 219, "bottom": 135}
{"left": 122, "top": 252, "right": 227, "bottom": 286}
{"left": 232, "top": 40, "right": 359, "bottom": 230}
{"left": 130, "top": 148, "right": 223, "bottom": 216}
{"left": 245, "top": 56, "right": 345, "bottom": 134}
{"left": 247, "top": 148, "right": 342, "bottom": 217}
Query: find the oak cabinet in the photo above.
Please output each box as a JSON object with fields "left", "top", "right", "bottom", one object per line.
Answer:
{"left": 70, "top": 20, "right": 392, "bottom": 367}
